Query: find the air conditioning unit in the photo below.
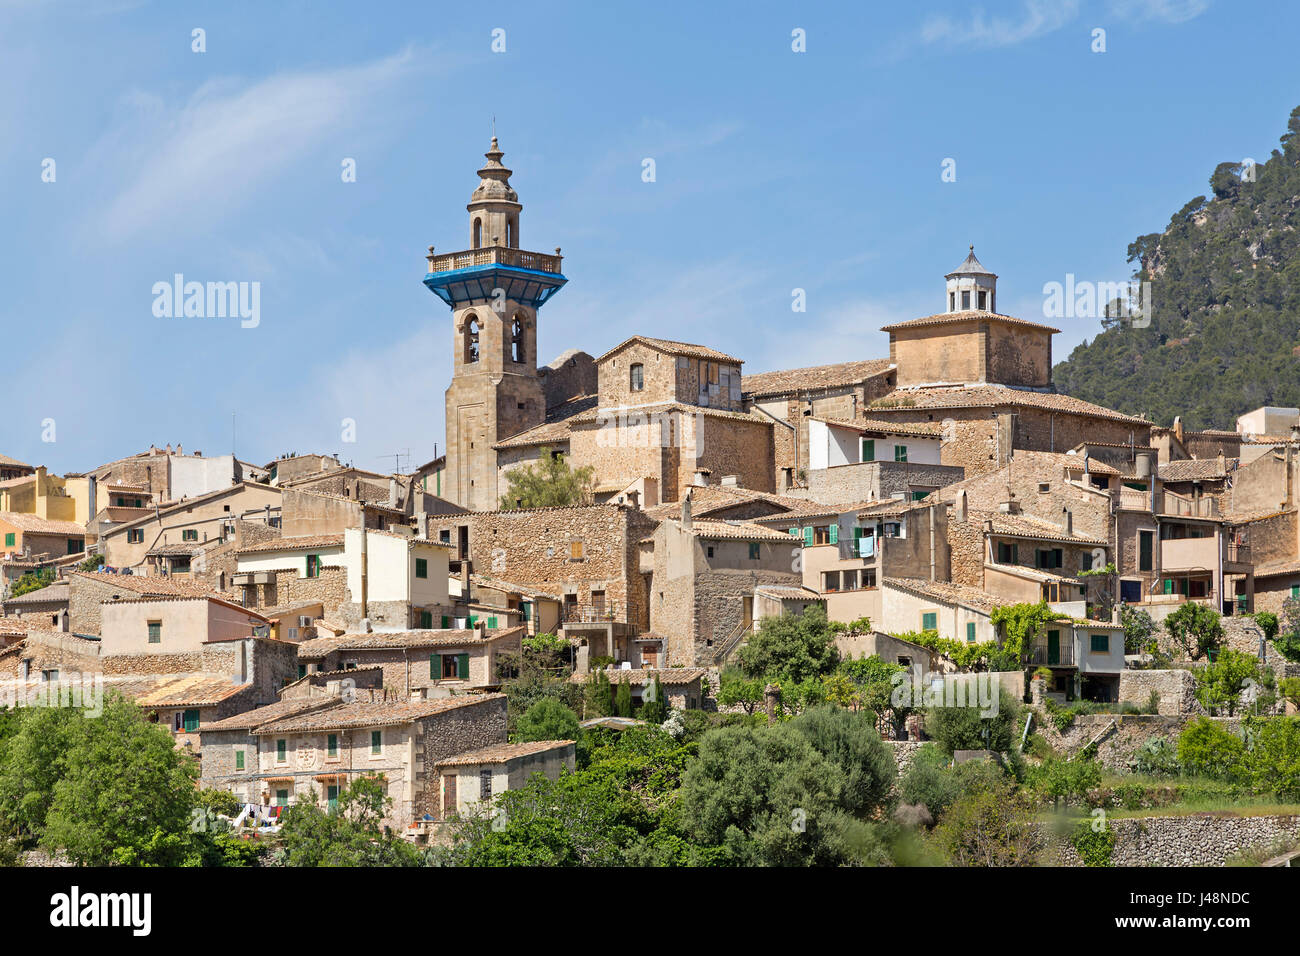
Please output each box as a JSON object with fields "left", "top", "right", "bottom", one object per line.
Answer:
{"left": 298, "top": 615, "right": 313, "bottom": 628}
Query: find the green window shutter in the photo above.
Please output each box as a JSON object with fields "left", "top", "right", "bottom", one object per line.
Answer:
{"left": 922, "top": 612, "right": 937, "bottom": 631}
{"left": 1047, "top": 630, "right": 1060, "bottom": 665}
{"left": 327, "top": 785, "right": 339, "bottom": 811}
{"left": 1163, "top": 578, "right": 1174, "bottom": 595}
{"left": 183, "top": 709, "right": 199, "bottom": 732}
{"left": 1292, "top": 585, "right": 1300, "bottom": 599}
{"left": 487, "top": 616, "right": 498, "bottom": 628}
{"left": 828, "top": 524, "right": 838, "bottom": 545}
{"left": 415, "top": 558, "right": 428, "bottom": 579}
{"left": 861, "top": 438, "right": 875, "bottom": 461}
{"left": 327, "top": 734, "right": 338, "bottom": 757}
{"left": 457, "top": 653, "right": 469, "bottom": 680}
{"left": 371, "top": 730, "right": 382, "bottom": 754}
{"left": 276, "top": 789, "right": 288, "bottom": 807}
{"left": 441, "top": 615, "right": 450, "bottom": 628}
{"left": 4, "top": 533, "right": 13, "bottom": 547}
{"left": 520, "top": 602, "right": 531, "bottom": 622}
{"left": 235, "top": 750, "right": 245, "bottom": 770}
{"left": 802, "top": 527, "right": 813, "bottom": 547}
{"left": 894, "top": 444, "right": 908, "bottom": 462}
{"left": 276, "top": 739, "right": 286, "bottom": 762}
{"left": 420, "top": 610, "right": 432, "bottom": 628}
{"left": 749, "top": 542, "right": 760, "bottom": 560}
{"left": 966, "top": 621, "right": 976, "bottom": 643}
{"left": 430, "top": 653, "right": 441, "bottom": 679}
{"left": 1090, "top": 633, "right": 1109, "bottom": 653}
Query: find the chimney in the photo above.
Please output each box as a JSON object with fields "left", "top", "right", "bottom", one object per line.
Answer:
{"left": 1173, "top": 416, "right": 1184, "bottom": 444}
{"left": 1062, "top": 507, "right": 1073, "bottom": 536}
{"left": 58, "top": 609, "right": 69, "bottom": 633}
{"left": 626, "top": 490, "right": 640, "bottom": 509}
{"left": 176, "top": 444, "right": 182, "bottom": 456}
{"left": 998, "top": 485, "right": 1020, "bottom": 515}
{"left": 681, "top": 491, "right": 693, "bottom": 532}
{"left": 416, "top": 512, "right": 429, "bottom": 539}
{"left": 955, "top": 489, "right": 968, "bottom": 524}
{"left": 693, "top": 469, "right": 710, "bottom": 487}
{"left": 389, "top": 477, "right": 400, "bottom": 509}
{"left": 720, "top": 475, "right": 739, "bottom": 487}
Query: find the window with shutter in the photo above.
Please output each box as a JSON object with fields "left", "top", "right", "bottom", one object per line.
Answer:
{"left": 1090, "top": 634, "right": 1109, "bottom": 653}
{"left": 276, "top": 739, "right": 286, "bottom": 763}
{"left": 182, "top": 709, "right": 199, "bottom": 732}
{"left": 828, "top": 524, "right": 838, "bottom": 545}
{"left": 457, "top": 653, "right": 470, "bottom": 680}
{"left": 415, "top": 558, "right": 428, "bottom": 579}
{"left": 327, "top": 734, "right": 338, "bottom": 757}
{"left": 922, "top": 612, "right": 937, "bottom": 631}
{"left": 802, "top": 527, "right": 813, "bottom": 547}
{"left": 894, "top": 445, "right": 908, "bottom": 462}
{"left": 861, "top": 439, "right": 875, "bottom": 462}
{"left": 966, "top": 622, "right": 976, "bottom": 643}
{"left": 3, "top": 533, "right": 12, "bottom": 548}
{"left": 371, "top": 731, "right": 382, "bottom": 755}
{"left": 430, "top": 653, "right": 442, "bottom": 679}
{"left": 235, "top": 750, "right": 245, "bottom": 770}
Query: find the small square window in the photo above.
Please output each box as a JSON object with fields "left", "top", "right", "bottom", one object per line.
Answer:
{"left": 570, "top": 541, "right": 584, "bottom": 560}
{"left": 1090, "top": 633, "right": 1109, "bottom": 653}
{"left": 147, "top": 620, "right": 162, "bottom": 643}
{"left": 921, "top": 612, "right": 937, "bottom": 631}
{"left": 415, "top": 557, "right": 428, "bottom": 579}
{"left": 749, "top": 542, "right": 760, "bottom": 560}
{"left": 894, "top": 445, "right": 908, "bottom": 463}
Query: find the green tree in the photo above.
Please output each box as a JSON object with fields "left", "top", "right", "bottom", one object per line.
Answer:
{"left": 1120, "top": 604, "right": 1158, "bottom": 655}
{"left": 9, "top": 568, "right": 54, "bottom": 598}
{"left": 717, "top": 666, "right": 765, "bottom": 715}
{"left": 0, "top": 705, "right": 80, "bottom": 840}
{"left": 499, "top": 446, "right": 595, "bottom": 509}
{"left": 1195, "top": 648, "right": 1266, "bottom": 716}
{"left": 277, "top": 776, "right": 421, "bottom": 866}
{"left": 1242, "top": 717, "right": 1300, "bottom": 800}
{"left": 925, "top": 691, "right": 1021, "bottom": 755}
{"left": 929, "top": 771, "right": 1041, "bottom": 866}
{"left": 735, "top": 605, "right": 840, "bottom": 685}
{"left": 1177, "top": 716, "right": 1245, "bottom": 781}
{"left": 640, "top": 674, "right": 668, "bottom": 724}
{"left": 1165, "top": 603, "right": 1224, "bottom": 661}
{"left": 678, "top": 707, "right": 893, "bottom": 866}
{"left": 41, "top": 694, "right": 200, "bottom": 866}
{"left": 614, "top": 680, "right": 633, "bottom": 718}
{"left": 1024, "top": 756, "right": 1102, "bottom": 810}
{"left": 516, "top": 698, "right": 580, "bottom": 743}
{"left": 584, "top": 669, "right": 613, "bottom": 719}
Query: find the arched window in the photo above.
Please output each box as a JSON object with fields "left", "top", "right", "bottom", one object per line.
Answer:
{"left": 511, "top": 316, "right": 525, "bottom": 363}
{"left": 629, "top": 363, "right": 644, "bottom": 391}
{"left": 473, "top": 218, "right": 482, "bottom": 249}
{"left": 465, "top": 315, "right": 480, "bottom": 364}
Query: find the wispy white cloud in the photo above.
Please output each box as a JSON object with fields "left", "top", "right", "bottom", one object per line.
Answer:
{"left": 1108, "top": 0, "right": 1210, "bottom": 24}
{"left": 920, "top": 0, "right": 1081, "bottom": 49}
{"left": 88, "top": 49, "right": 429, "bottom": 241}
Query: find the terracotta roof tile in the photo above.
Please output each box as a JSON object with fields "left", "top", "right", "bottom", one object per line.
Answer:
{"left": 867, "top": 385, "right": 1150, "bottom": 425}
{"left": 743, "top": 359, "right": 892, "bottom": 398}
{"left": 595, "top": 336, "right": 741, "bottom": 364}
{"left": 0, "top": 512, "right": 85, "bottom": 536}
{"left": 250, "top": 693, "right": 505, "bottom": 734}
{"left": 236, "top": 534, "right": 343, "bottom": 554}
{"left": 435, "top": 740, "right": 574, "bottom": 767}
{"left": 880, "top": 309, "right": 1061, "bottom": 334}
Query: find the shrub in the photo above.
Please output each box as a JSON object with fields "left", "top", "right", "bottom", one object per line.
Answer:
{"left": 925, "top": 691, "right": 1020, "bottom": 755}
{"left": 1177, "top": 717, "right": 1245, "bottom": 781}
{"left": 1127, "top": 736, "right": 1181, "bottom": 776}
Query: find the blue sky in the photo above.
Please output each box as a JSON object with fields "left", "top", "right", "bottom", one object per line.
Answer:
{"left": 5, "top": 0, "right": 1298, "bottom": 474}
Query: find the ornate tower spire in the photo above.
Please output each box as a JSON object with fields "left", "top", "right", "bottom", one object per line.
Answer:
{"left": 423, "top": 135, "right": 568, "bottom": 511}
{"left": 467, "top": 136, "right": 522, "bottom": 249}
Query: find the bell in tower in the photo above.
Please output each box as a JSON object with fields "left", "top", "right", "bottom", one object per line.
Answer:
{"left": 424, "top": 136, "right": 568, "bottom": 511}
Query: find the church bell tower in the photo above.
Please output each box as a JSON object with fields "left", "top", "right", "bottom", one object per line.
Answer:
{"left": 424, "top": 137, "right": 568, "bottom": 510}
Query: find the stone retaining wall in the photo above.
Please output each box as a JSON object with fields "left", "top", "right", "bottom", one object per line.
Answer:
{"left": 1049, "top": 813, "right": 1300, "bottom": 866}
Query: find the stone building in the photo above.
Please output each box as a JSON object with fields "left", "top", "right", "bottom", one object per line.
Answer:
{"left": 293, "top": 626, "right": 523, "bottom": 692}
{"left": 646, "top": 500, "right": 804, "bottom": 667}
{"left": 66, "top": 570, "right": 224, "bottom": 636}
{"left": 199, "top": 689, "right": 511, "bottom": 831}
{"left": 434, "top": 740, "right": 575, "bottom": 820}
{"left": 0, "top": 512, "right": 86, "bottom": 562}
{"left": 99, "top": 482, "right": 282, "bottom": 572}
{"left": 429, "top": 502, "right": 657, "bottom": 639}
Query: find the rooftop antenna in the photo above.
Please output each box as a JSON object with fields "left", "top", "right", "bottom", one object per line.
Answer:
{"left": 378, "top": 449, "right": 412, "bottom": 475}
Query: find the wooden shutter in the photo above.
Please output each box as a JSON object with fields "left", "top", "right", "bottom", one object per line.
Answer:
{"left": 430, "top": 653, "right": 441, "bottom": 679}
{"left": 828, "top": 524, "right": 838, "bottom": 545}
{"left": 861, "top": 438, "right": 875, "bottom": 461}
{"left": 457, "top": 653, "right": 469, "bottom": 680}
{"left": 802, "top": 526, "right": 813, "bottom": 547}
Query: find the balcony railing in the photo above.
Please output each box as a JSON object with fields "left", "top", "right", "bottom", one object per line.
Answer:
{"left": 426, "top": 245, "right": 564, "bottom": 275}
{"left": 1029, "top": 642, "right": 1076, "bottom": 667}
